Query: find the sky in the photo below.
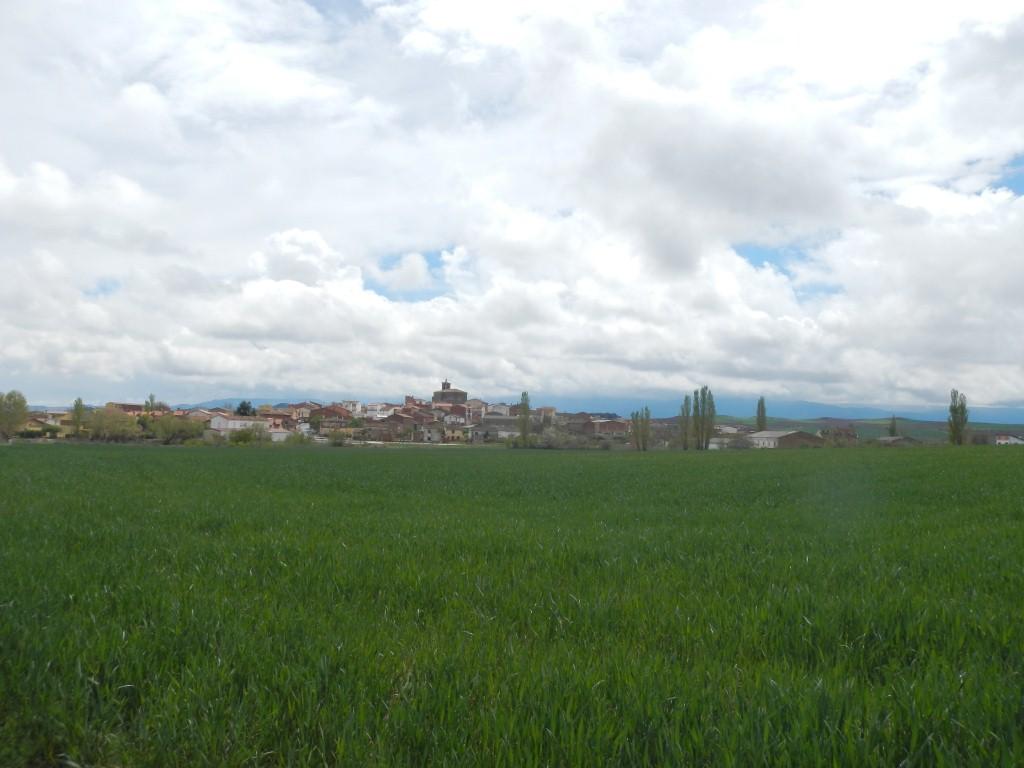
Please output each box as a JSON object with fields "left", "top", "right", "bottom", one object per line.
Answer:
{"left": 1, "top": 1, "right": 1023, "bottom": 412}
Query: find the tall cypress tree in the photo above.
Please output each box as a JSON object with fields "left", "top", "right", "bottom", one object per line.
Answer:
{"left": 756, "top": 396, "right": 767, "bottom": 431}
{"left": 630, "top": 407, "right": 651, "bottom": 451}
{"left": 703, "top": 387, "right": 716, "bottom": 450}
{"left": 692, "top": 386, "right": 716, "bottom": 450}
{"left": 948, "top": 389, "right": 968, "bottom": 445}
{"left": 517, "top": 391, "right": 531, "bottom": 447}
{"left": 692, "top": 388, "right": 703, "bottom": 450}
{"left": 679, "top": 395, "right": 692, "bottom": 450}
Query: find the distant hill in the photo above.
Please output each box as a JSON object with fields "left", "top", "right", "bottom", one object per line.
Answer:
{"left": 178, "top": 397, "right": 307, "bottom": 411}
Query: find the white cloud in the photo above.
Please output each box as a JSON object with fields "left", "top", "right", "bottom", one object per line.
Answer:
{"left": 251, "top": 229, "right": 345, "bottom": 285}
{"left": 1, "top": 0, "right": 1023, "bottom": 409}
{"left": 374, "top": 252, "right": 436, "bottom": 293}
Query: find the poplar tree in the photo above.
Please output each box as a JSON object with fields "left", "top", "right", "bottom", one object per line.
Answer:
{"left": 71, "top": 397, "right": 86, "bottom": 437}
{"left": 756, "top": 396, "right": 767, "bottom": 431}
{"left": 631, "top": 406, "right": 651, "bottom": 451}
{"left": 888, "top": 414, "right": 898, "bottom": 437}
{"left": 692, "top": 385, "right": 716, "bottom": 450}
{"left": 517, "top": 391, "right": 531, "bottom": 447}
{"left": 948, "top": 389, "right": 968, "bottom": 445}
{"left": 679, "top": 394, "right": 692, "bottom": 450}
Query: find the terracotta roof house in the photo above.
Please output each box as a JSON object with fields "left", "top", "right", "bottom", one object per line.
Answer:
{"left": 311, "top": 405, "right": 352, "bottom": 421}
{"left": 106, "top": 402, "right": 145, "bottom": 415}
{"left": 582, "top": 418, "right": 629, "bottom": 436}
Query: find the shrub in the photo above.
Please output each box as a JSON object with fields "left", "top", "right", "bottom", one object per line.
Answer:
{"left": 153, "top": 416, "right": 205, "bottom": 444}
{"left": 229, "top": 426, "right": 270, "bottom": 445}
{"left": 88, "top": 408, "right": 141, "bottom": 442}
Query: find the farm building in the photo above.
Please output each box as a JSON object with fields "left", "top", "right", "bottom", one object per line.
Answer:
{"left": 875, "top": 436, "right": 920, "bottom": 447}
{"left": 749, "top": 430, "right": 824, "bottom": 449}
{"left": 583, "top": 418, "right": 630, "bottom": 436}
{"left": 208, "top": 414, "right": 271, "bottom": 435}
{"left": 995, "top": 435, "right": 1024, "bottom": 446}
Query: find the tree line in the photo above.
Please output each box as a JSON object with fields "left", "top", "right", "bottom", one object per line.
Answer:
{"left": 631, "top": 384, "right": 717, "bottom": 452}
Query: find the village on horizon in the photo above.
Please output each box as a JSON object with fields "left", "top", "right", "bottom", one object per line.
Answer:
{"left": 11, "top": 379, "right": 1024, "bottom": 449}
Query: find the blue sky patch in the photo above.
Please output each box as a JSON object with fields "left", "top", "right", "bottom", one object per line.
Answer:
{"left": 793, "top": 282, "right": 841, "bottom": 301}
{"left": 368, "top": 248, "right": 451, "bottom": 302}
{"left": 377, "top": 248, "right": 448, "bottom": 273}
{"left": 83, "top": 278, "right": 121, "bottom": 298}
{"left": 996, "top": 155, "right": 1024, "bottom": 194}
{"left": 734, "top": 243, "right": 797, "bottom": 273}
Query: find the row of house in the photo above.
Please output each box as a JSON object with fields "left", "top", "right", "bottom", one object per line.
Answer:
{"left": 83, "top": 381, "right": 630, "bottom": 445}
{"left": 20, "top": 383, "right": 1024, "bottom": 448}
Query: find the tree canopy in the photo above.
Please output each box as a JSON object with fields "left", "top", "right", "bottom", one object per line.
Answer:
{"left": 679, "top": 395, "right": 692, "bottom": 450}
{"left": 0, "top": 390, "right": 29, "bottom": 439}
{"left": 692, "top": 385, "right": 716, "bottom": 451}
{"left": 517, "top": 392, "right": 531, "bottom": 447}
{"left": 948, "top": 389, "right": 968, "bottom": 445}
{"left": 631, "top": 406, "right": 651, "bottom": 451}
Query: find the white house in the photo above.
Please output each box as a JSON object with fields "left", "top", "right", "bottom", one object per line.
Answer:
{"left": 416, "top": 422, "right": 444, "bottom": 443}
{"left": 365, "top": 403, "right": 398, "bottom": 420}
{"left": 268, "top": 427, "right": 291, "bottom": 443}
{"left": 470, "top": 419, "right": 519, "bottom": 441}
{"left": 209, "top": 414, "right": 271, "bottom": 435}
{"left": 995, "top": 435, "right": 1024, "bottom": 445}
{"left": 749, "top": 430, "right": 824, "bottom": 449}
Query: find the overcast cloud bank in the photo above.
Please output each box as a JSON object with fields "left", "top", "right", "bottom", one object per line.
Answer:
{"left": 2, "top": 1, "right": 1022, "bottom": 408}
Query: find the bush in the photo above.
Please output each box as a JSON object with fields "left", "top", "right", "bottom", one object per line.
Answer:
{"left": 153, "top": 416, "right": 205, "bottom": 445}
{"left": 229, "top": 426, "right": 270, "bottom": 445}
{"left": 284, "top": 432, "right": 311, "bottom": 447}
{"left": 327, "top": 430, "right": 348, "bottom": 447}
{"left": 88, "top": 408, "right": 141, "bottom": 442}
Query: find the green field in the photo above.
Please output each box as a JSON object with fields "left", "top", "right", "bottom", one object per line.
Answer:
{"left": 2, "top": 444, "right": 1023, "bottom": 766}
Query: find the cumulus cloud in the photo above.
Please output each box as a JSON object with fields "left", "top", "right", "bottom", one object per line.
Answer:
{"left": 373, "top": 252, "right": 437, "bottom": 293}
{"left": 251, "top": 229, "right": 345, "bottom": 285}
{"left": 1, "top": 0, "right": 1023, "bottom": 409}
